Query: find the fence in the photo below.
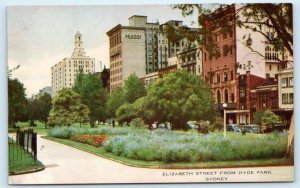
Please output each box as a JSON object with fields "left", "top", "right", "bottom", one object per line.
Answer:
{"left": 9, "top": 129, "right": 37, "bottom": 163}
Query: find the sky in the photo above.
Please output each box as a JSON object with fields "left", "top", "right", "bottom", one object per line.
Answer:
{"left": 7, "top": 5, "right": 198, "bottom": 97}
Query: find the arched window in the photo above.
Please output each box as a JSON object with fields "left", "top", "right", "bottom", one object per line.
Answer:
{"left": 224, "top": 89, "right": 229, "bottom": 103}
{"left": 217, "top": 90, "right": 221, "bottom": 104}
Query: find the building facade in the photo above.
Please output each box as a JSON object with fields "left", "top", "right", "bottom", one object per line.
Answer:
{"left": 51, "top": 31, "right": 95, "bottom": 95}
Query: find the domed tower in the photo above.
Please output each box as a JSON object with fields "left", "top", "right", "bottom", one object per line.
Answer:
{"left": 72, "top": 31, "right": 87, "bottom": 57}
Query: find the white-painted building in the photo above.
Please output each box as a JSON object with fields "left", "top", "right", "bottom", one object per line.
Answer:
{"left": 51, "top": 31, "right": 95, "bottom": 96}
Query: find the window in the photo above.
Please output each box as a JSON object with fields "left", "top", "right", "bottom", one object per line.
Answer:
{"left": 204, "top": 53, "right": 207, "bottom": 61}
{"left": 224, "top": 72, "right": 228, "bottom": 81}
{"left": 281, "top": 78, "right": 288, "bottom": 87}
{"left": 282, "top": 93, "right": 288, "bottom": 104}
{"left": 240, "top": 87, "right": 246, "bottom": 97}
{"left": 289, "top": 93, "right": 294, "bottom": 104}
{"left": 231, "top": 71, "right": 234, "bottom": 80}
{"left": 269, "top": 65, "right": 272, "bottom": 71}
{"left": 224, "top": 89, "right": 229, "bottom": 103}
{"left": 289, "top": 77, "right": 293, "bottom": 87}
{"left": 223, "top": 45, "right": 229, "bottom": 57}
{"left": 217, "top": 73, "right": 221, "bottom": 83}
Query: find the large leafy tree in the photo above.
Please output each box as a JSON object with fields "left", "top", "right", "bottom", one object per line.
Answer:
{"left": 8, "top": 78, "right": 28, "bottom": 128}
{"left": 48, "top": 89, "right": 89, "bottom": 127}
{"left": 138, "top": 70, "right": 215, "bottom": 130}
{"left": 106, "top": 87, "right": 126, "bottom": 119}
{"left": 115, "top": 103, "right": 135, "bottom": 125}
{"left": 73, "top": 73, "right": 108, "bottom": 127}
{"left": 123, "top": 73, "right": 146, "bottom": 104}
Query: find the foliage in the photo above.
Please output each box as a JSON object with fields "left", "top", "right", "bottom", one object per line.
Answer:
{"left": 48, "top": 126, "right": 148, "bottom": 139}
{"left": 261, "top": 110, "right": 282, "bottom": 126}
{"left": 28, "top": 93, "right": 52, "bottom": 127}
{"left": 8, "top": 78, "right": 28, "bottom": 128}
{"left": 73, "top": 72, "right": 108, "bottom": 127}
{"left": 115, "top": 103, "right": 136, "bottom": 125}
{"left": 172, "top": 3, "right": 293, "bottom": 58}
{"left": 136, "top": 70, "right": 215, "bottom": 130}
{"left": 48, "top": 89, "right": 90, "bottom": 126}
{"left": 130, "top": 118, "right": 147, "bottom": 128}
{"left": 70, "top": 135, "right": 108, "bottom": 147}
{"left": 123, "top": 73, "right": 146, "bottom": 104}
{"left": 253, "top": 110, "right": 265, "bottom": 125}
{"left": 103, "top": 130, "right": 288, "bottom": 162}
{"left": 106, "top": 87, "right": 126, "bottom": 118}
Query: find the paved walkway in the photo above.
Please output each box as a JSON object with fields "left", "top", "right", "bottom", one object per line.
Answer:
{"left": 9, "top": 135, "right": 294, "bottom": 184}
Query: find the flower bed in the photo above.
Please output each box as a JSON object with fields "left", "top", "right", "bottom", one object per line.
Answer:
{"left": 70, "top": 135, "right": 108, "bottom": 147}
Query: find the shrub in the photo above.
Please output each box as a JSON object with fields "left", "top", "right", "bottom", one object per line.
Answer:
{"left": 130, "top": 118, "right": 147, "bottom": 128}
{"left": 103, "top": 130, "right": 288, "bottom": 162}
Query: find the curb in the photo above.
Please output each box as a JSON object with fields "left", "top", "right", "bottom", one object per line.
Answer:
{"left": 9, "top": 165, "right": 45, "bottom": 176}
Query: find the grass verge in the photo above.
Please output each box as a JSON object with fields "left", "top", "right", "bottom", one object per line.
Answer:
{"left": 43, "top": 136, "right": 293, "bottom": 169}
{"left": 9, "top": 139, "right": 44, "bottom": 175}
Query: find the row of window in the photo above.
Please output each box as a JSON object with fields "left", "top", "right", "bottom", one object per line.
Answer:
{"left": 111, "top": 68, "right": 122, "bottom": 75}
{"left": 204, "top": 45, "right": 233, "bottom": 61}
{"left": 111, "top": 61, "right": 122, "bottom": 69}
{"left": 207, "top": 70, "right": 234, "bottom": 84}
{"left": 110, "top": 33, "right": 122, "bottom": 48}
{"left": 111, "top": 75, "right": 122, "bottom": 82}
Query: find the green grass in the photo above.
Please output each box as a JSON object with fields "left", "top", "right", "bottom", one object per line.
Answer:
{"left": 44, "top": 136, "right": 293, "bottom": 169}
{"left": 9, "top": 138, "right": 44, "bottom": 175}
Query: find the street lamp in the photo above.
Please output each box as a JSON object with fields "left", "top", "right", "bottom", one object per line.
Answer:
{"left": 223, "top": 103, "right": 228, "bottom": 137}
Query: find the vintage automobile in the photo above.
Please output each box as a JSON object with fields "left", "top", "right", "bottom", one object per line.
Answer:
{"left": 243, "top": 124, "right": 259, "bottom": 133}
{"left": 226, "top": 124, "right": 241, "bottom": 132}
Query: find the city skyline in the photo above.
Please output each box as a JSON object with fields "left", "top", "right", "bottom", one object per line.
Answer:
{"left": 7, "top": 5, "right": 198, "bottom": 96}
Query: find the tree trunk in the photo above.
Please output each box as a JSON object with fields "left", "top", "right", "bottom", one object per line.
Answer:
{"left": 286, "top": 113, "right": 294, "bottom": 158}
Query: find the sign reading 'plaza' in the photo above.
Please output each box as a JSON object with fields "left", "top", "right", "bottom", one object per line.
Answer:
{"left": 125, "top": 34, "right": 142, "bottom": 39}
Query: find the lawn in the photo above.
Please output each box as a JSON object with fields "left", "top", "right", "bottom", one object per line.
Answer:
{"left": 45, "top": 126, "right": 293, "bottom": 168}
{"left": 8, "top": 137, "right": 44, "bottom": 175}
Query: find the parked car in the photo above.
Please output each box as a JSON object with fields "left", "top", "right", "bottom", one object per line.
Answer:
{"left": 261, "top": 123, "right": 288, "bottom": 133}
{"left": 226, "top": 124, "right": 241, "bottom": 132}
{"left": 243, "top": 124, "right": 259, "bottom": 133}
{"left": 187, "top": 121, "right": 199, "bottom": 130}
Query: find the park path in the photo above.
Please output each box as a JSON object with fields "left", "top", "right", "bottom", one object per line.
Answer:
{"left": 9, "top": 135, "right": 294, "bottom": 184}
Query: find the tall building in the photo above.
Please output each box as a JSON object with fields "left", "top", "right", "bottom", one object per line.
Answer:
{"left": 51, "top": 31, "right": 95, "bottom": 95}
{"left": 106, "top": 16, "right": 148, "bottom": 91}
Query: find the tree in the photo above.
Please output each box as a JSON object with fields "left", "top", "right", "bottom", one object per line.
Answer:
{"left": 48, "top": 89, "right": 89, "bottom": 127}
{"left": 124, "top": 73, "right": 146, "bottom": 104}
{"left": 137, "top": 70, "right": 216, "bottom": 130}
{"left": 8, "top": 78, "right": 28, "bottom": 128}
{"left": 28, "top": 93, "right": 52, "bottom": 128}
{"left": 106, "top": 87, "right": 126, "bottom": 119}
{"left": 253, "top": 110, "right": 265, "bottom": 132}
{"left": 261, "top": 110, "right": 282, "bottom": 127}
{"left": 73, "top": 73, "right": 107, "bottom": 127}
{"left": 115, "top": 103, "right": 135, "bottom": 125}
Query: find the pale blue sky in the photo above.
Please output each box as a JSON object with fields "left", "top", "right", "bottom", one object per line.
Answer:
{"left": 7, "top": 5, "right": 198, "bottom": 96}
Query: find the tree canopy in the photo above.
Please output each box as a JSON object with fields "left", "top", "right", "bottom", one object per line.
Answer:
{"left": 73, "top": 72, "right": 107, "bottom": 127}
{"left": 123, "top": 73, "right": 147, "bottom": 104}
{"left": 28, "top": 93, "right": 52, "bottom": 127}
{"left": 48, "top": 89, "right": 89, "bottom": 127}
{"left": 136, "top": 70, "right": 215, "bottom": 130}
{"left": 106, "top": 87, "right": 126, "bottom": 119}
{"left": 8, "top": 78, "right": 28, "bottom": 128}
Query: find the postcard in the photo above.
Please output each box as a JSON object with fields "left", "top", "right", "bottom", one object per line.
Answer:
{"left": 8, "top": 4, "right": 294, "bottom": 184}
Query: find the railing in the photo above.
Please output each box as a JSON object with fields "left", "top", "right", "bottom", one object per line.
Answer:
{"left": 9, "top": 129, "right": 37, "bottom": 162}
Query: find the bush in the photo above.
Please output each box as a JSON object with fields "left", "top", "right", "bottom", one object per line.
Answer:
{"left": 103, "top": 130, "right": 288, "bottom": 162}
{"left": 48, "top": 126, "right": 149, "bottom": 139}
{"left": 130, "top": 118, "right": 147, "bottom": 128}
